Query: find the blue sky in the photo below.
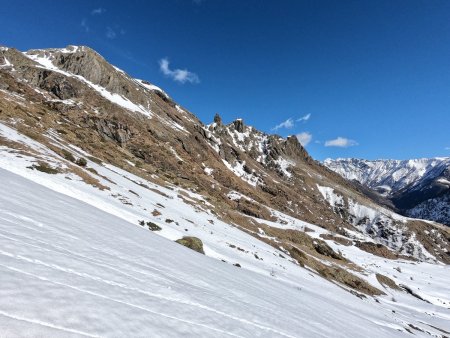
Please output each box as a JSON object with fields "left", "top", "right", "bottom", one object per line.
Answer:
{"left": 1, "top": 0, "right": 449, "bottom": 160}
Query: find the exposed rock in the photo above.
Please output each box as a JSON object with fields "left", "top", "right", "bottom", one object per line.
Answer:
{"left": 89, "top": 117, "right": 132, "bottom": 146}
{"left": 354, "top": 241, "right": 400, "bottom": 260}
{"left": 213, "top": 113, "right": 222, "bottom": 125}
{"left": 175, "top": 236, "right": 205, "bottom": 254}
{"left": 233, "top": 119, "right": 244, "bottom": 133}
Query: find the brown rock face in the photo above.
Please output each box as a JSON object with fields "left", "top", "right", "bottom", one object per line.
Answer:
{"left": 90, "top": 117, "right": 132, "bottom": 146}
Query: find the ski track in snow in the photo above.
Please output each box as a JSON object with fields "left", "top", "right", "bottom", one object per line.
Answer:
{"left": 0, "top": 309, "right": 99, "bottom": 337}
{"left": 0, "top": 248, "right": 295, "bottom": 338}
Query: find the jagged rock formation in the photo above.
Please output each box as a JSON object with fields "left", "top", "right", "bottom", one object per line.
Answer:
{"left": 324, "top": 158, "right": 450, "bottom": 226}
{"left": 0, "top": 44, "right": 449, "bottom": 275}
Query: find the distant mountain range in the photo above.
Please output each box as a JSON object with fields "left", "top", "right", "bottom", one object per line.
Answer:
{"left": 324, "top": 158, "right": 450, "bottom": 225}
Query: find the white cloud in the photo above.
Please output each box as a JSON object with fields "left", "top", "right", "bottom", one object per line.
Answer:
{"left": 106, "top": 27, "right": 117, "bottom": 39}
{"left": 296, "top": 113, "right": 311, "bottom": 122}
{"left": 81, "top": 19, "right": 90, "bottom": 33}
{"left": 159, "top": 58, "right": 200, "bottom": 84}
{"left": 325, "top": 137, "right": 358, "bottom": 147}
{"left": 272, "top": 118, "right": 294, "bottom": 131}
{"left": 296, "top": 132, "right": 312, "bottom": 146}
{"left": 91, "top": 8, "right": 106, "bottom": 15}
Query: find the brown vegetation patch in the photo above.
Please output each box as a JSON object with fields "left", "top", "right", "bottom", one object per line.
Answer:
{"left": 28, "top": 161, "right": 60, "bottom": 174}
{"left": 68, "top": 164, "right": 110, "bottom": 191}
{"left": 288, "top": 245, "right": 383, "bottom": 296}
{"left": 355, "top": 241, "right": 400, "bottom": 260}
{"left": 376, "top": 273, "right": 400, "bottom": 290}
{"left": 235, "top": 199, "right": 276, "bottom": 221}
{"left": 320, "top": 233, "right": 352, "bottom": 246}
{"left": 265, "top": 228, "right": 345, "bottom": 261}
{"left": 151, "top": 209, "right": 162, "bottom": 217}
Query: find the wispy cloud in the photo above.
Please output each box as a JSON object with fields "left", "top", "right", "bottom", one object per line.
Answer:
{"left": 159, "top": 58, "right": 200, "bottom": 84}
{"left": 91, "top": 8, "right": 106, "bottom": 15}
{"left": 325, "top": 137, "right": 358, "bottom": 147}
{"left": 296, "top": 132, "right": 312, "bottom": 146}
{"left": 296, "top": 113, "right": 311, "bottom": 122}
{"left": 272, "top": 118, "right": 294, "bottom": 131}
{"left": 106, "top": 27, "right": 117, "bottom": 39}
{"left": 81, "top": 19, "right": 90, "bottom": 32}
{"left": 445, "top": 147, "right": 450, "bottom": 150}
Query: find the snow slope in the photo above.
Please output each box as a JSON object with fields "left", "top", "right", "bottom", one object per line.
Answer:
{"left": 0, "top": 169, "right": 416, "bottom": 337}
{"left": 1, "top": 123, "right": 449, "bottom": 336}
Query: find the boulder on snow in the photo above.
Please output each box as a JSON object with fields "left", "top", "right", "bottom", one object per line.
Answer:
{"left": 175, "top": 236, "right": 205, "bottom": 254}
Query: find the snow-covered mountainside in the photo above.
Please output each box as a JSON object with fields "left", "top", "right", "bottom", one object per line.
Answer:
{"left": 324, "top": 158, "right": 450, "bottom": 194}
{"left": 324, "top": 158, "right": 450, "bottom": 225}
{"left": 1, "top": 45, "right": 450, "bottom": 336}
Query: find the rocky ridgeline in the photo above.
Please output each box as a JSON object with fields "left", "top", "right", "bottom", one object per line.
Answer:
{"left": 0, "top": 45, "right": 449, "bottom": 266}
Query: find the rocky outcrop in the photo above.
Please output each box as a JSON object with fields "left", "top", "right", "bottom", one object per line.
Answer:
{"left": 89, "top": 117, "right": 132, "bottom": 146}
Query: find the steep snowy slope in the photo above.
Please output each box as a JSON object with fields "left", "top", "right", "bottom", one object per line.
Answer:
{"left": 1, "top": 124, "right": 450, "bottom": 337}
{"left": 324, "top": 158, "right": 450, "bottom": 225}
{"left": 2, "top": 167, "right": 450, "bottom": 337}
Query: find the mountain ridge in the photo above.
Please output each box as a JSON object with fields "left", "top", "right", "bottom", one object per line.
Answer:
{"left": 1, "top": 44, "right": 450, "bottom": 336}
{"left": 324, "top": 157, "right": 450, "bottom": 226}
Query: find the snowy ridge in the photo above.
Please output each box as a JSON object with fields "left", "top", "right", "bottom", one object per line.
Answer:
{"left": 324, "top": 157, "right": 450, "bottom": 225}
{"left": 324, "top": 157, "right": 450, "bottom": 194}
